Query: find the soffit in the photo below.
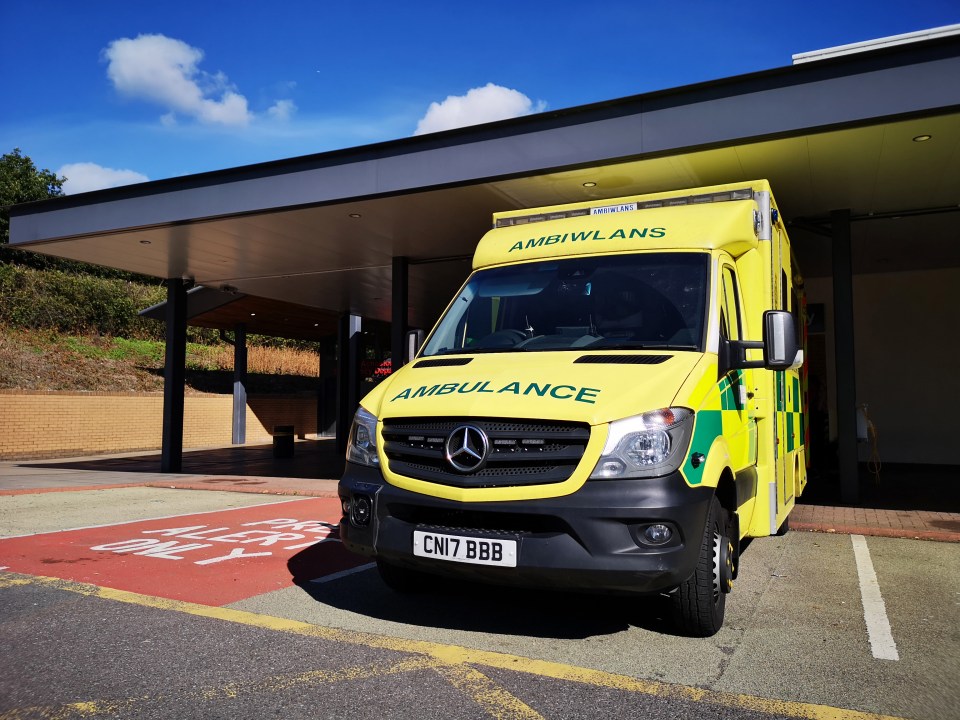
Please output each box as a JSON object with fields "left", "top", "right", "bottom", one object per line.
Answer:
{"left": 24, "top": 111, "right": 959, "bottom": 324}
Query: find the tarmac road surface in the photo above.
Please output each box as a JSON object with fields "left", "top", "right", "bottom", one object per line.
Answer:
{"left": 1, "top": 486, "right": 958, "bottom": 720}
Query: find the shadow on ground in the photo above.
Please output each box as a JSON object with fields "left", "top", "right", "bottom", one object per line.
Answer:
{"left": 21, "top": 438, "right": 345, "bottom": 480}
{"left": 798, "top": 463, "right": 960, "bottom": 513}
{"left": 286, "top": 540, "right": 702, "bottom": 640}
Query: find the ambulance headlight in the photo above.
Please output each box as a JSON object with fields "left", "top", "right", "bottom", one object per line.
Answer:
{"left": 590, "top": 408, "right": 694, "bottom": 479}
{"left": 346, "top": 407, "right": 379, "bottom": 467}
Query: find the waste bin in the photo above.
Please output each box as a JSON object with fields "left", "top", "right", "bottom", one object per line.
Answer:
{"left": 273, "top": 425, "right": 295, "bottom": 458}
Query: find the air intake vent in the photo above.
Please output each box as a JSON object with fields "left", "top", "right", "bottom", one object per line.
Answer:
{"left": 382, "top": 417, "right": 590, "bottom": 489}
{"left": 414, "top": 358, "right": 473, "bottom": 368}
{"left": 574, "top": 354, "right": 671, "bottom": 365}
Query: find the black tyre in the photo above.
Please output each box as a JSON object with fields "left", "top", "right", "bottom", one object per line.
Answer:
{"left": 775, "top": 515, "right": 790, "bottom": 536}
{"left": 376, "top": 558, "right": 436, "bottom": 594}
{"left": 671, "top": 496, "right": 731, "bottom": 637}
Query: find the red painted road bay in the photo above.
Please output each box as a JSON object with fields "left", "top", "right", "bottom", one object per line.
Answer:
{"left": 0, "top": 497, "right": 365, "bottom": 605}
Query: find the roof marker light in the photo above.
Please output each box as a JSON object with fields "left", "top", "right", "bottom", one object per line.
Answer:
{"left": 495, "top": 187, "right": 757, "bottom": 228}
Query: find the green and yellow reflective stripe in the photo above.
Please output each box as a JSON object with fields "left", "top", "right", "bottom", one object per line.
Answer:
{"left": 682, "top": 409, "right": 722, "bottom": 485}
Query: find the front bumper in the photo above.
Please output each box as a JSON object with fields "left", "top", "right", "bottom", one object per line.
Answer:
{"left": 338, "top": 464, "right": 714, "bottom": 594}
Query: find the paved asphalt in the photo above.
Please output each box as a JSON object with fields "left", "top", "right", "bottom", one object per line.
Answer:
{"left": 1, "top": 448, "right": 958, "bottom": 720}
{"left": 4, "top": 575, "right": 823, "bottom": 720}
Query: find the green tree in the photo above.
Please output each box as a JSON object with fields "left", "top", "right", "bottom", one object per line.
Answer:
{"left": 0, "top": 148, "right": 152, "bottom": 280}
{"left": 0, "top": 148, "right": 65, "bottom": 245}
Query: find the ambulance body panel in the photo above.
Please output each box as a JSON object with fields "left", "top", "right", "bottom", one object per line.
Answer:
{"left": 338, "top": 180, "right": 806, "bottom": 636}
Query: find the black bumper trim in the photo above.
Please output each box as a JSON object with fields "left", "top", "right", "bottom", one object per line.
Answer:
{"left": 338, "top": 464, "right": 713, "bottom": 594}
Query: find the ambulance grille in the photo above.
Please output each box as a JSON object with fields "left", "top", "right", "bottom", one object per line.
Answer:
{"left": 382, "top": 417, "right": 590, "bottom": 488}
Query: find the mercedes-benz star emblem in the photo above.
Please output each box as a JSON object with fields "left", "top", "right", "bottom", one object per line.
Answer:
{"left": 444, "top": 425, "right": 490, "bottom": 473}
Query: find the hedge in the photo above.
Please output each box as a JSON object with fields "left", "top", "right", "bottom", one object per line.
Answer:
{"left": 0, "top": 264, "right": 321, "bottom": 350}
{"left": 0, "top": 263, "right": 167, "bottom": 338}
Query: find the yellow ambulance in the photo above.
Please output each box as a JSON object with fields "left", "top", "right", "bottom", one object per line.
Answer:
{"left": 339, "top": 180, "right": 806, "bottom": 636}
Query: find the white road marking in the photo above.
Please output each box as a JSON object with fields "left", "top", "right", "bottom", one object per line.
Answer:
{"left": 310, "top": 562, "right": 376, "bottom": 584}
{"left": 851, "top": 534, "right": 899, "bottom": 661}
{"left": 0, "top": 497, "right": 313, "bottom": 539}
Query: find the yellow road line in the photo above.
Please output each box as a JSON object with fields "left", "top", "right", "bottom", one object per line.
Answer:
{"left": 433, "top": 662, "right": 546, "bottom": 720}
{"left": 0, "top": 657, "right": 439, "bottom": 720}
{"left": 209, "top": 655, "right": 439, "bottom": 699}
{"left": 1, "top": 572, "right": 907, "bottom": 720}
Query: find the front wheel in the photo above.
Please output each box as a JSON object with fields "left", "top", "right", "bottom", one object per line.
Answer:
{"left": 671, "top": 496, "right": 733, "bottom": 637}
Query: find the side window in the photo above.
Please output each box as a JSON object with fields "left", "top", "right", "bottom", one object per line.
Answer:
{"left": 720, "top": 265, "right": 742, "bottom": 342}
{"left": 462, "top": 296, "right": 493, "bottom": 347}
{"left": 783, "top": 267, "right": 803, "bottom": 346}
{"left": 791, "top": 283, "right": 803, "bottom": 347}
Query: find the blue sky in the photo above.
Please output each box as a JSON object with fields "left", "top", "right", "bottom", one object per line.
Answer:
{"left": 2, "top": 1, "right": 957, "bottom": 194}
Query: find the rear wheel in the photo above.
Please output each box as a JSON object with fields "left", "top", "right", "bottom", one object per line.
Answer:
{"left": 671, "top": 496, "right": 733, "bottom": 637}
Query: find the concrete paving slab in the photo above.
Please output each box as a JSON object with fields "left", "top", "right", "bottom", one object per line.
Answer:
{"left": 226, "top": 531, "right": 960, "bottom": 719}
{"left": 225, "top": 535, "right": 802, "bottom": 688}
{"left": 0, "top": 487, "right": 299, "bottom": 537}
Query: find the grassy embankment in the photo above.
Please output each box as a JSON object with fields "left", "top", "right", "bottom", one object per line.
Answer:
{"left": 0, "top": 262, "right": 320, "bottom": 393}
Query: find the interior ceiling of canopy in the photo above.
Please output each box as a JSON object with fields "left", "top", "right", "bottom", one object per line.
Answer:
{"left": 26, "top": 110, "right": 960, "bottom": 333}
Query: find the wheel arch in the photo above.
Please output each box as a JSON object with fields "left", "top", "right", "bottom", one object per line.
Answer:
{"left": 715, "top": 466, "right": 738, "bottom": 517}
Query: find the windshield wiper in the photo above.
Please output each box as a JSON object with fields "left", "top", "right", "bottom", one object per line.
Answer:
{"left": 585, "top": 340, "right": 699, "bottom": 351}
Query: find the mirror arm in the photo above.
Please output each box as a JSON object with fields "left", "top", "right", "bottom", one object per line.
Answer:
{"left": 728, "top": 339, "right": 765, "bottom": 370}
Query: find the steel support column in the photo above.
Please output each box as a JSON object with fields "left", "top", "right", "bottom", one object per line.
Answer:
{"left": 161, "top": 279, "right": 188, "bottom": 473}
{"left": 232, "top": 323, "right": 247, "bottom": 445}
{"left": 318, "top": 337, "right": 338, "bottom": 437}
{"left": 391, "top": 256, "right": 409, "bottom": 370}
{"left": 336, "top": 314, "right": 362, "bottom": 453}
{"left": 831, "top": 210, "right": 859, "bottom": 504}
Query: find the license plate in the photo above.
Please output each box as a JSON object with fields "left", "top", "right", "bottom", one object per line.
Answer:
{"left": 413, "top": 530, "right": 517, "bottom": 567}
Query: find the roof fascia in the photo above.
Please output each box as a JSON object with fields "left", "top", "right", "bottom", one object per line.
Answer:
{"left": 9, "top": 35, "right": 960, "bottom": 244}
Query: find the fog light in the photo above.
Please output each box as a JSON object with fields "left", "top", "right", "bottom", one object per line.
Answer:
{"left": 644, "top": 524, "right": 673, "bottom": 545}
{"left": 595, "top": 459, "right": 626, "bottom": 478}
{"left": 341, "top": 498, "right": 351, "bottom": 515}
{"left": 351, "top": 494, "right": 372, "bottom": 527}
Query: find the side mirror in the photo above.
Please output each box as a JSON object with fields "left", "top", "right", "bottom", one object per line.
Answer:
{"left": 406, "top": 329, "right": 425, "bottom": 363}
{"left": 725, "top": 311, "right": 801, "bottom": 372}
{"left": 762, "top": 311, "right": 799, "bottom": 370}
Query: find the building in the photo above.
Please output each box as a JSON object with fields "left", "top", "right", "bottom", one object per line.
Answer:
{"left": 9, "top": 26, "right": 960, "bottom": 501}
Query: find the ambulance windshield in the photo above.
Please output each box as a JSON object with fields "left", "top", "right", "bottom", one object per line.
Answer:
{"left": 421, "top": 252, "right": 709, "bottom": 356}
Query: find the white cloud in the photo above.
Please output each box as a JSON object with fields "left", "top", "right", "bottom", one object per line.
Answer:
{"left": 267, "top": 99, "right": 297, "bottom": 121}
{"left": 103, "top": 34, "right": 252, "bottom": 127}
{"left": 414, "top": 83, "right": 546, "bottom": 135}
{"left": 58, "top": 162, "right": 149, "bottom": 194}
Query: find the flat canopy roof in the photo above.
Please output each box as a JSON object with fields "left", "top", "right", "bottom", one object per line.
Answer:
{"left": 138, "top": 286, "right": 341, "bottom": 341}
{"left": 10, "top": 34, "right": 960, "bottom": 329}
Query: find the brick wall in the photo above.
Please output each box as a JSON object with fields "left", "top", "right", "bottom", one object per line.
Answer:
{"left": 0, "top": 391, "right": 320, "bottom": 460}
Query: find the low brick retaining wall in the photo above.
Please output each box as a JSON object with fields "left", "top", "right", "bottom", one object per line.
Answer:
{"left": 0, "top": 391, "right": 320, "bottom": 460}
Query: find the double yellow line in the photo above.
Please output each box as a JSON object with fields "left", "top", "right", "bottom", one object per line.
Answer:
{"left": 0, "top": 573, "right": 904, "bottom": 720}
